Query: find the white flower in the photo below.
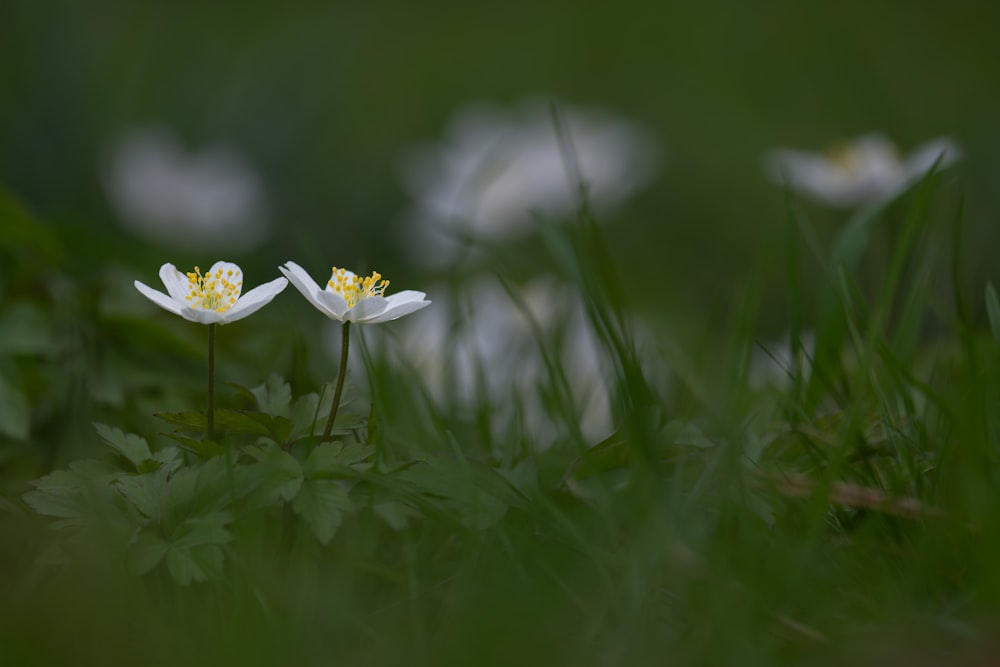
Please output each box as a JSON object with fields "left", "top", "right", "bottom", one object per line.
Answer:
{"left": 134, "top": 261, "right": 288, "bottom": 324}
{"left": 763, "top": 133, "right": 961, "bottom": 209}
{"left": 106, "top": 126, "right": 269, "bottom": 251}
{"left": 279, "top": 261, "right": 430, "bottom": 324}
{"left": 399, "top": 98, "right": 659, "bottom": 264}
{"left": 380, "top": 277, "right": 616, "bottom": 443}
{"left": 750, "top": 330, "right": 816, "bottom": 390}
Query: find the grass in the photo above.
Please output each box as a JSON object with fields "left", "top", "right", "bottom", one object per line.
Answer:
{"left": 1, "top": 166, "right": 999, "bottom": 667}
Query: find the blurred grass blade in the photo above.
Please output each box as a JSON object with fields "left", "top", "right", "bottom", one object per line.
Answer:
{"left": 985, "top": 282, "right": 1000, "bottom": 344}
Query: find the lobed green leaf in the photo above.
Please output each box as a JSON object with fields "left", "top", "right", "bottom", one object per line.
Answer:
{"left": 292, "top": 479, "right": 353, "bottom": 545}
{"left": 251, "top": 373, "right": 292, "bottom": 418}
{"left": 94, "top": 423, "right": 153, "bottom": 468}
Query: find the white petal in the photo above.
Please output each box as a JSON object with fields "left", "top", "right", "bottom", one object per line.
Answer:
{"left": 852, "top": 133, "right": 897, "bottom": 155}
{"left": 763, "top": 149, "right": 864, "bottom": 208}
{"left": 158, "top": 263, "right": 191, "bottom": 302}
{"left": 207, "top": 261, "right": 245, "bottom": 299}
{"left": 221, "top": 276, "right": 288, "bottom": 323}
{"left": 363, "top": 294, "right": 431, "bottom": 323}
{"left": 180, "top": 307, "right": 225, "bottom": 324}
{"left": 280, "top": 262, "right": 331, "bottom": 315}
{"left": 763, "top": 149, "right": 837, "bottom": 186}
{"left": 208, "top": 260, "right": 242, "bottom": 276}
{"left": 347, "top": 296, "right": 389, "bottom": 323}
{"left": 386, "top": 290, "right": 428, "bottom": 304}
{"left": 329, "top": 267, "right": 358, "bottom": 284}
{"left": 134, "top": 279, "right": 184, "bottom": 316}
{"left": 315, "top": 291, "right": 350, "bottom": 320}
{"left": 904, "top": 137, "right": 962, "bottom": 179}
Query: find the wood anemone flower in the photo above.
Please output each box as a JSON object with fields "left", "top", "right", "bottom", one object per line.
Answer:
{"left": 279, "top": 261, "right": 430, "bottom": 442}
{"left": 279, "top": 261, "right": 430, "bottom": 324}
{"left": 763, "top": 133, "right": 961, "bottom": 209}
{"left": 134, "top": 261, "right": 288, "bottom": 325}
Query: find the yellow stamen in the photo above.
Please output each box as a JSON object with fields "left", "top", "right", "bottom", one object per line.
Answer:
{"left": 327, "top": 267, "right": 390, "bottom": 307}
{"left": 825, "top": 140, "right": 898, "bottom": 174}
{"left": 185, "top": 265, "right": 242, "bottom": 312}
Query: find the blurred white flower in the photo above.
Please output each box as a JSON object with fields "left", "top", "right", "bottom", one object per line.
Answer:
{"left": 106, "top": 126, "right": 269, "bottom": 250}
{"left": 399, "top": 99, "right": 660, "bottom": 264}
{"left": 356, "top": 276, "right": 619, "bottom": 445}
{"left": 750, "top": 330, "right": 815, "bottom": 390}
{"left": 763, "top": 133, "right": 961, "bottom": 209}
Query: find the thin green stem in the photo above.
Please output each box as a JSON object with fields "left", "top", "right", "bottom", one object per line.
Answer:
{"left": 322, "top": 321, "right": 351, "bottom": 441}
{"left": 207, "top": 323, "right": 216, "bottom": 437}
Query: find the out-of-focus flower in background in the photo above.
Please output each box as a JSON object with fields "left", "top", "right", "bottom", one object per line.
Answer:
{"left": 399, "top": 98, "right": 660, "bottom": 265}
{"left": 750, "top": 330, "right": 815, "bottom": 391}
{"left": 353, "top": 276, "right": 630, "bottom": 446}
{"left": 105, "top": 126, "right": 269, "bottom": 251}
{"left": 763, "top": 133, "right": 961, "bottom": 209}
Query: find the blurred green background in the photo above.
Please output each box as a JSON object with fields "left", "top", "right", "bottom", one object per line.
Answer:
{"left": 3, "top": 0, "right": 999, "bottom": 309}
{"left": 5, "top": 4, "right": 1000, "bottom": 664}
{"left": 1, "top": 0, "right": 998, "bottom": 454}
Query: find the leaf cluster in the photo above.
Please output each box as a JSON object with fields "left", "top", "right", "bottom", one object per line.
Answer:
{"left": 22, "top": 373, "right": 533, "bottom": 585}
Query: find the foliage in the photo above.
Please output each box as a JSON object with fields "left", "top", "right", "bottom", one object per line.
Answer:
{"left": 3, "top": 167, "right": 1000, "bottom": 666}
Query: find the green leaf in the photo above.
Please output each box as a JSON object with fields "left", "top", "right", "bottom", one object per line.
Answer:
{"left": 398, "top": 456, "right": 522, "bottom": 528}
{"left": 163, "top": 434, "right": 227, "bottom": 459}
{"left": 251, "top": 373, "right": 292, "bottom": 418}
{"left": 94, "top": 423, "right": 152, "bottom": 468}
{"left": 156, "top": 409, "right": 273, "bottom": 436}
{"left": 114, "top": 465, "right": 172, "bottom": 521}
{"left": 245, "top": 445, "right": 303, "bottom": 505}
{"left": 218, "top": 410, "right": 275, "bottom": 436}
{"left": 68, "top": 458, "right": 121, "bottom": 476}
{"left": 223, "top": 381, "right": 258, "bottom": 406}
{"left": 190, "top": 455, "right": 261, "bottom": 513}
{"left": 23, "top": 470, "right": 90, "bottom": 520}
{"left": 166, "top": 544, "right": 224, "bottom": 586}
{"left": 270, "top": 416, "right": 295, "bottom": 443}
{"left": 290, "top": 391, "right": 325, "bottom": 436}
{"left": 127, "top": 531, "right": 170, "bottom": 576}
{"left": 136, "top": 459, "right": 164, "bottom": 474}
{"left": 986, "top": 282, "right": 1000, "bottom": 344}
{"left": 162, "top": 466, "right": 200, "bottom": 522}
{"left": 293, "top": 479, "right": 353, "bottom": 545}
{"left": 373, "top": 501, "right": 418, "bottom": 532}
{"left": 155, "top": 409, "right": 214, "bottom": 432}
{"left": 171, "top": 511, "right": 233, "bottom": 549}
{"left": 0, "top": 373, "right": 30, "bottom": 440}
{"left": 304, "top": 442, "right": 375, "bottom": 478}
{"left": 328, "top": 411, "right": 366, "bottom": 433}
{"left": 22, "top": 461, "right": 121, "bottom": 524}
{"left": 154, "top": 446, "right": 182, "bottom": 466}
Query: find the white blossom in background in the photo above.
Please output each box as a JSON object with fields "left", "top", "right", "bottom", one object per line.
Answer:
{"left": 399, "top": 99, "right": 660, "bottom": 264}
{"left": 763, "top": 133, "right": 961, "bottom": 209}
{"left": 750, "top": 330, "right": 816, "bottom": 391}
{"left": 105, "top": 126, "right": 269, "bottom": 251}
{"left": 338, "top": 276, "right": 616, "bottom": 444}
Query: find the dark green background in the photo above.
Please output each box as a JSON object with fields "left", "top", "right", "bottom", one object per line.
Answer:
{"left": 2, "top": 0, "right": 999, "bottom": 317}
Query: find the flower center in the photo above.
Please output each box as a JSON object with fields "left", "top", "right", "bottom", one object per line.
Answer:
{"left": 328, "top": 268, "right": 390, "bottom": 307}
{"left": 825, "top": 141, "right": 900, "bottom": 176}
{"left": 184, "top": 266, "right": 243, "bottom": 312}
